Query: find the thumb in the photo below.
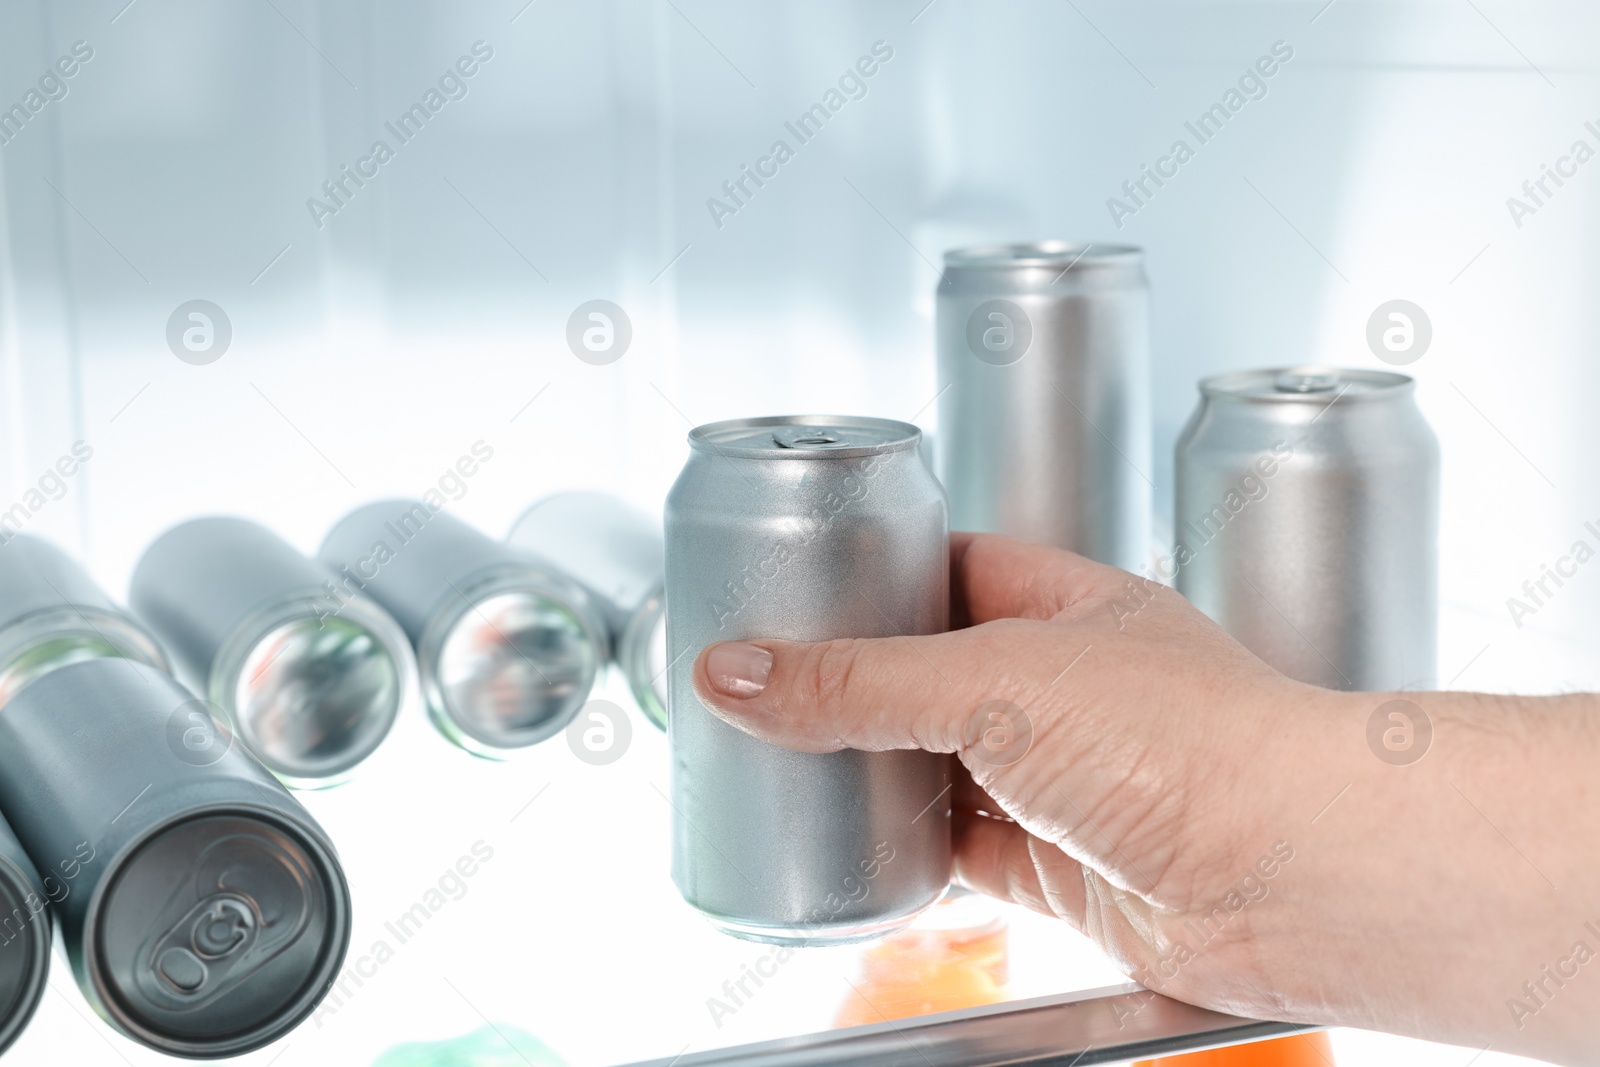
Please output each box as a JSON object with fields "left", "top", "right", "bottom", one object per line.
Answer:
{"left": 690, "top": 621, "right": 1035, "bottom": 756}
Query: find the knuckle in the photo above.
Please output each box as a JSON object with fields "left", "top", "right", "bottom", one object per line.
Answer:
{"left": 801, "top": 637, "right": 866, "bottom": 714}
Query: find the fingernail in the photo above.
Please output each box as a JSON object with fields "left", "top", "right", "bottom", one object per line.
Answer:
{"left": 706, "top": 642, "right": 773, "bottom": 699}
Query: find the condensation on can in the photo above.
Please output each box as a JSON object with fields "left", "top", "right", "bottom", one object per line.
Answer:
{"left": 1173, "top": 367, "right": 1439, "bottom": 691}
{"left": 665, "top": 416, "right": 952, "bottom": 946}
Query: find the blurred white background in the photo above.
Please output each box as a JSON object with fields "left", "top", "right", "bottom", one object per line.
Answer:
{"left": 1, "top": 0, "right": 1595, "bottom": 1064}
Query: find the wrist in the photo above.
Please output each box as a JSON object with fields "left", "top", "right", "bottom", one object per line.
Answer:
{"left": 1261, "top": 686, "right": 1600, "bottom": 1057}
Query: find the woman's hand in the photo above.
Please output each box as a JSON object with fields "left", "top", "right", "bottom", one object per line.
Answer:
{"left": 692, "top": 532, "right": 1600, "bottom": 1066}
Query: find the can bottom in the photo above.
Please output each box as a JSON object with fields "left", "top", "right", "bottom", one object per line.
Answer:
{"left": 618, "top": 591, "right": 667, "bottom": 731}
{"left": 693, "top": 887, "right": 949, "bottom": 948}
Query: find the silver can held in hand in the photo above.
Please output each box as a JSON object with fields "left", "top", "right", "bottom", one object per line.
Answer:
{"left": 665, "top": 416, "right": 952, "bottom": 946}
{"left": 1173, "top": 368, "right": 1440, "bottom": 691}
{"left": 935, "top": 242, "right": 1150, "bottom": 571}
{"left": 507, "top": 492, "right": 668, "bottom": 731}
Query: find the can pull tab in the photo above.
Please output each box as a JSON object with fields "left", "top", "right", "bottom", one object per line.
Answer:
{"left": 1273, "top": 372, "right": 1340, "bottom": 394}
{"left": 134, "top": 833, "right": 316, "bottom": 1009}
{"left": 151, "top": 894, "right": 259, "bottom": 996}
{"left": 772, "top": 428, "right": 849, "bottom": 450}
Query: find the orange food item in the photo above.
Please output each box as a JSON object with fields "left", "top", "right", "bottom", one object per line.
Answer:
{"left": 834, "top": 892, "right": 1010, "bottom": 1028}
{"left": 836, "top": 895, "right": 1330, "bottom": 1067}
{"left": 1135, "top": 1031, "right": 1335, "bottom": 1067}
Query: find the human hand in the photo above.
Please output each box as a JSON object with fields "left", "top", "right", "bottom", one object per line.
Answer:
{"left": 692, "top": 533, "right": 1600, "bottom": 1065}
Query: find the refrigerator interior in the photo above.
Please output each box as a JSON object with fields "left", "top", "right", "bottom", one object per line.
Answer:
{"left": 0, "top": 1, "right": 1594, "bottom": 1064}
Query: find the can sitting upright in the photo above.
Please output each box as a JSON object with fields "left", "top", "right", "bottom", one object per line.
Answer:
{"left": 1173, "top": 368, "right": 1440, "bottom": 691}
{"left": 665, "top": 416, "right": 952, "bottom": 945}
{"left": 936, "top": 242, "right": 1150, "bottom": 572}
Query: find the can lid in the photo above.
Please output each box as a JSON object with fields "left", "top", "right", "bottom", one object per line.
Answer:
{"left": 690, "top": 416, "right": 921, "bottom": 460}
{"left": 1200, "top": 366, "right": 1415, "bottom": 403}
{"left": 90, "top": 810, "right": 348, "bottom": 1057}
{"left": 942, "top": 241, "right": 1142, "bottom": 270}
{"left": 0, "top": 856, "right": 49, "bottom": 1055}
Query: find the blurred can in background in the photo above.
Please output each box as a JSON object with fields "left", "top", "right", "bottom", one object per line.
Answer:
{"left": 1173, "top": 368, "right": 1439, "bottom": 691}
{"left": 131, "top": 517, "right": 413, "bottom": 787}
{"left": 0, "top": 534, "right": 167, "bottom": 706}
{"left": 666, "top": 416, "right": 951, "bottom": 945}
{"left": 320, "top": 503, "right": 607, "bottom": 756}
{"left": 507, "top": 492, "right": 667, "bottom": 730}
{"left": 935, "top": 242, "right": 1150, "bottom": 571}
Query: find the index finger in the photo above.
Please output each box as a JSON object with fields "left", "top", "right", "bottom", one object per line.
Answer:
{"left": 951, "top": 532, "right": 1128, "bottom": 627}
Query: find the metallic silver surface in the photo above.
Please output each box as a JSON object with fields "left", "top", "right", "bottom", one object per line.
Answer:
{"left": 130, "top": 517, "right": 411, "bottom": 785}
{"left": 0, "top": 534, "right": 167, "bottom": 708}
{"left": 617, "top": 590, "right": 667, "bottom": 729}
{"left": 666, "top": 416, "right": 951, "bottom": 946}
{"left": 935, "top": 242, "right": 1150, "bottom": 570}
{"left": 1174, "top": 367, "right": 1439, "bottom": 690}
{"left": 226, "top": 609, "right": 407, "bottom": 786}
{"left": 0, "top": 811, "right": 50, "bottom": 1057}
{"left": 616, "top": 984, "right": 1313, "bottom": 1067}
{"left": 508, "top": 492, "right": 668, "bottom": 729}
{"left": 430, "top": 586, "right": 597, "bottom": 751}
{"left": 0, "top": 658, "right": 350, "bottom": 1058}
{"left": 319, "top": 503, "right": 607, "bottom": 757}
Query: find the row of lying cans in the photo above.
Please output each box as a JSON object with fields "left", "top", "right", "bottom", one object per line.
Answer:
{"left": 0, "top": 536, "right": 349, "bottom": 1057}
{"left": 0, "top": 496, "right": 668, "bottom": 1055}
{"left": 125, "top": 494, "right": 669, "bottom": 786}
{"left": 663, "top": 244, "right": 1438, "bottom": 946}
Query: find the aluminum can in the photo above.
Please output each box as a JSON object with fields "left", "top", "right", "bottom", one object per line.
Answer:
{"left": 0, "top": 534, "right": 167, "bottom": 706}
{"left": 666, "top": 416, "right": 951, "bottom": 945}
{"left": 0, "top": 811, "right": 50, "bottom": 1056}
{"left": 0, "top": 657, "right": 350, "bottom": 1057}
{"left": 319, "top": 502, "right": 607, "bottom": 756}
{"left": 1173, "top": 368, "right": 1439, "bottom": 690}
{"left": 507, "top": 492, "right": 667, "bottom": 730}
{"left": 131, "top": 517, "right": 414, "bottom": 787}
{"left": 936, "top": 242, "right": 1150, "bottom": 571}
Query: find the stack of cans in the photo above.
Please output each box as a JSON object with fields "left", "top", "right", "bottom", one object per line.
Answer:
{"left": 0, "top": 499, "right": 675, "bottom": 1047}
{"left": 127, "top": 501, "right": 670, "bottom": 778}
{"left": 0, "top": 537, "right": 352, "bottom": 1057}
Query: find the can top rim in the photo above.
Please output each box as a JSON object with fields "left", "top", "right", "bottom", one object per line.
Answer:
{"left": 416, "top": 564, "right": 604, "bottom": 753}
{"left": 689, "top": 416, "right": 922, "bottom": 459}
{"left": 0, "top": 851, "right": 50, "bottom": 1053}
{"left": 0, "top": 603, "right": 168, "bottom": 668}
{"left": 942, "top": 241, "right": 1143, "bottom": 269}
{"left": 211, "top": 590, "right": 412, "bottom": 784}
{"left": 1199, "top": 366, "right": 1415, "bottom": 402}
